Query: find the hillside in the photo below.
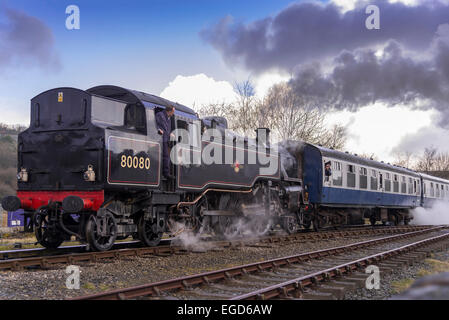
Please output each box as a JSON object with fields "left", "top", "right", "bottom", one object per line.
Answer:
{"left": 0, "top": 124, "right": 23, "bottom": 199}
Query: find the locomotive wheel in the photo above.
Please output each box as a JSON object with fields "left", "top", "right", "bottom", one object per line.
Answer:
{"left": 370, "top": 216, "right": 377, "bottom": 226}
{"left": 138, "top": 216, "right": 162, "bottom": 247}
{"left": 214, "top": 216, "right": 239, "bottom": 239}
{"left": 34, "top": 213, "right": 64, "bottom": 249}
{"left": 86, "top": 213, "right": 117, "bottom": 251}
{"left": 282, "top": 216, "right": 297, "bottom": 234}
{"left": 252, "top": 217, "right": 272, "bottom": 236}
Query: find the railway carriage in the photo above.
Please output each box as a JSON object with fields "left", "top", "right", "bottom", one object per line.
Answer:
{"left": 420, "top": 173, "right": 449, "bottom": 208}
{"left": 284, "top": 142, "right": 422, "bottom": 227}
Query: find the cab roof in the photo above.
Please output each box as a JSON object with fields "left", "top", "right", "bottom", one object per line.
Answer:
{"left": 87, "top": 85, "right": 197, "bottom": 116}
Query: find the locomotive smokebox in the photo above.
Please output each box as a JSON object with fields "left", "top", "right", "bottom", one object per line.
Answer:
{"left": 1, "top": 196, "right": 21, "bottom": 212}
{"left": 62, "top": 195, "right": 85, "bottom": 213}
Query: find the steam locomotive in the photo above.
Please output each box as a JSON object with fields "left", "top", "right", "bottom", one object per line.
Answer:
{"left": 2, "top": 85, "right": 446, "bottom": 251}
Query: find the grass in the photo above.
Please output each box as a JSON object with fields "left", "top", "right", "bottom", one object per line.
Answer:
{"left": 391, "top": 258, "right": 449, "bottom": 294}
{"left": 391, "top": 278, "right": 415, "bottom": 294}
{"left": 82, "top": 282, "right": 96, "bottom": 290}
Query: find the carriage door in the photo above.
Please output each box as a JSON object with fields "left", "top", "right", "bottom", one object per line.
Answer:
{"left": 378, "top": 172, "right": 384, "bottom": 204}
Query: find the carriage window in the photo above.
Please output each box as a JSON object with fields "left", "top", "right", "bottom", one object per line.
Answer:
{"left": 393, "top": 174, "right": 399, "bottom": 193}
{"left": 430, "top": 183, "right": 435, "bottom": 197}
{"left": 400, "top": 176, "right": 406, "bottom": 193}
{"left": 370, "top": 170, "right": 378, "bottom": 190}
{"left": 436, "top": 184, "right": 440, "bottom": 197}
{"left": 359, "top": 167, "right": 367, "bottom": 189}
{"left": 324, "top": 161, "right": 332, "bottom": 182}
{"left": 332, "top": 161, "right": 342, "bottom": 186}
{"left": 385, "top": 172, "right": 391, "bottom": 192}
{"left": 347, "top": 164, "right": 355, "bottom": 188}
{"left": 408, "top": 177, "right": 413, "bottom": 194}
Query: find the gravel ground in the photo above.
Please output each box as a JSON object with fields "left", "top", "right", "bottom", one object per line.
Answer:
{"left": 0, "top": 233, "right": 400, "bottom": 300}
{"left": 345, "top": 242, "right": 449, "bottom": 300}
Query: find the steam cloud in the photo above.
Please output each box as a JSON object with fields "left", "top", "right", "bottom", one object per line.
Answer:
{"left": 201, "top": 0, "right": 449, "bottom": 128}
{"left": 411, "top": 201, "right": 449, "bottom": 225}
{"left": 289, "top": 34, "right": 449, "bottom": 127}
{"left": 0, "top": 7, "right": 60, "bottom": 72}
{"left": 201, "top": 0, "right": 449, "bottom": 72}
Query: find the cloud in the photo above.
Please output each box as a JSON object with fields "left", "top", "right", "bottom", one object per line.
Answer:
{"left": 393, "top": 125, "right": 449, "bottom": 154}
{"left": 285, "top": 26, "right": 449, "bottom": 127}
{"left": 0, "top": 7, "right": 60, "bottom": 72}
{"left": 201, "top": 0, "right": 449, "bottom": 73}
{"left": 159, "top": 73, "right": 237, "bottom": 108}
{"left": 326, "top": 103, "right": 434, "bottom": 161}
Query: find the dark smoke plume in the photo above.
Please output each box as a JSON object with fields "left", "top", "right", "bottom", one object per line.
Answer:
{"left": 201, "top": 0, "right": 449, "bottom": 73}
{"left": 0, "top": 7, "right": 60, "bottom": 72}
{"left": 289, "top": 30, "right": 449, "bottom": 127}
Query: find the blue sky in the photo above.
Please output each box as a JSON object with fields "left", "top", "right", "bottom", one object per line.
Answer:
{"left": 0, "top": 0, "right": 297, "bottom": 124}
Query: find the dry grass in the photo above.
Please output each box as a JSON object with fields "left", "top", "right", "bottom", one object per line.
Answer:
{"left": 82, "top": 282, "right": 96, "bottom": 290}
{"left": 392, "top": 258, "right": 449, "bottom": 293}
{"left": 391, "top": 278, "right": 415, "bottom": 294}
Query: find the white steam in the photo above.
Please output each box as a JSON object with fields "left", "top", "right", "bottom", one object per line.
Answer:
{"left": 411, "top": 201, "right": 449, "bottom": 225}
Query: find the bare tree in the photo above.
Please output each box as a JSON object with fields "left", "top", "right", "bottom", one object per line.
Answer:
{"left": 261, "top": 83, "right": 347, "bottom": 147}
{"left": 415, "top": 147, "right": 438, "bottom": 173}
{"left": 433, "top": 152, "right": 449, "bottom": 171}
{"left": 197, "top": 101, "right": 232, "bottom": 119}
{"left": 318, "top": 124, "right": 347, "bottom": 150}
{"left": 392, "top": 151, "right": 414, "bottom": 168}
{"left": 231, "top": 79, "right": 260, "bottom": 136}
{"left": 197, "top": 80, "right": 348, "bottom": 149}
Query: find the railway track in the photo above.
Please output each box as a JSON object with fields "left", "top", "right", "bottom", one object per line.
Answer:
{"left": 0, "top": 225, "right": 432, "bottom": 272}
{"left": 71, "top": 225, "right": 449, "bottom": 300}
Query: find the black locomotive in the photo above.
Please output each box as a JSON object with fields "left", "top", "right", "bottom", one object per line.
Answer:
{"left": 1, "top": 85, "right": 306, "bottom": 251}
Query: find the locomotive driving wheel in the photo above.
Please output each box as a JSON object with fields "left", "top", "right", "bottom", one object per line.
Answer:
{"left": 282, "top": 215, "right": 298, "bottom": 234}
{"left": 34, "top": 210, "right": 64, "bottom": 249}
{"left": 214, "top": 216, "right": 239, "bottom": 239}
{"left": 86, "top": 212, "right": 117, "bottom": 251}
{"left": 138, "top": 216, "right": 163, "bottom": 247}
{"left": 251, "top": 217, "right": 273, "bottom": 236}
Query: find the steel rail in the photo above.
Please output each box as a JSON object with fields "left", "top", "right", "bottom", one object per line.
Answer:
{"left": 0, "top": 225, "right": 430, "bottom": 262}
{"left": 232, "top": 232, "right": 449, "bottom": 300}
{"left": 0, "top": 225, "right": 431, "bottom": 271}
{"left": 71, "top": 225, "right": 446, "bottom": 300}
